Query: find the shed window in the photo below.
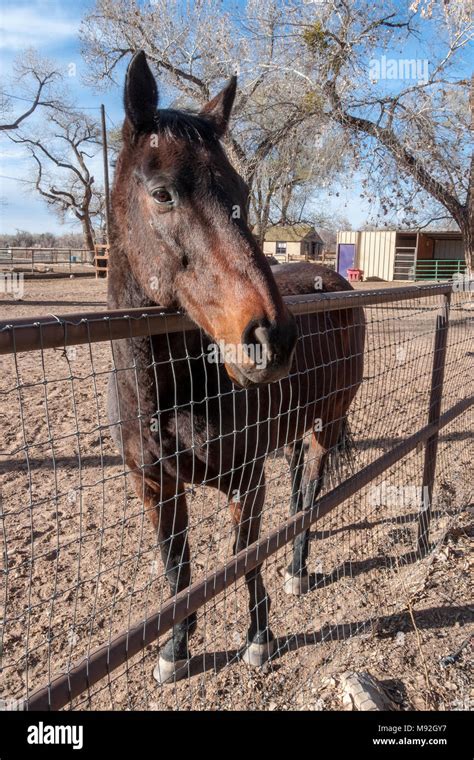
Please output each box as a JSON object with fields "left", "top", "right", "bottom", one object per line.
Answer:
{"left": 276, "top": 241, "right": 287, "bottom": 254}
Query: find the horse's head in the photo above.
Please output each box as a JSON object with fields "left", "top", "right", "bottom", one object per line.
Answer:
{"left": 113, "top": 51, "right": 297, "bottom": 387}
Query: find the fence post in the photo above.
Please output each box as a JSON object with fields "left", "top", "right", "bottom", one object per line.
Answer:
{"left": 31, "top": 249, "right": 34, "bottom": 273}
{"left": 417, "top": 289, "right": 451, "bottom": 556}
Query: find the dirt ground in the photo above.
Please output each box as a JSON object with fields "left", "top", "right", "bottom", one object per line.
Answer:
{"left": 0, "top": 275, "right": 472, "bottom": 712}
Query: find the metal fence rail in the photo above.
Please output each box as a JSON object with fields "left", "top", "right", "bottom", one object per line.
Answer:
{"left": 0, "top": 283, "right": 472, "bottom": 711}
{"left": 0, "top": 284, "right": 454, "bottom": 354}
{"left": 414, "top": 259, "right": 466, "bottom": 281}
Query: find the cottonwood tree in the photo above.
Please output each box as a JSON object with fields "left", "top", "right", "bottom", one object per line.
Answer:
{"left": 81, "top": 1, "right": 472, "bottom": 259}
{"left": 80, "top": 0, "right": 345, "bottom": 239}
{"left": 251, "top": 122, "right": 348, "bottom": 243}
{"left": 254, "top": 0, "right": 473, "bottom": 266}
{"left": 11, "top": 110, "right": 104, "bottom": 253}
{"left": 0, "top": 49, "right": 66, "bottom": 132}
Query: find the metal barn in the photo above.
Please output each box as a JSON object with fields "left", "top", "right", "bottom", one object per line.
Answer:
{"left": 336, "top": 230, "right": 465, "bottom": 281}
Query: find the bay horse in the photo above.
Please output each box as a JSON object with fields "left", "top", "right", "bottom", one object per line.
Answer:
{"left": 108, "top": 51, "right": 365, "bottom": 684}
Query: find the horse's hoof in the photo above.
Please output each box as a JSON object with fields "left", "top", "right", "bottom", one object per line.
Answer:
{"left": 153, "top": 656, "right": 189, "bottom": 685}
{"left": 241, "top": 639, "right": 276, "bottom": 667}
{"left": 284, "top": 571, "right": 310, "bottom": 596}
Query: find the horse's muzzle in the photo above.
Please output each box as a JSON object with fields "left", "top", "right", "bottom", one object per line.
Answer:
{"left": 226, "top": 314, "right": 298, "bottom": 387}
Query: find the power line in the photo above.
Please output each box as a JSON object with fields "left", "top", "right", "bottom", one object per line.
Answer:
{"left": 0, "top": 173, "right": 36, "bottom": 184}
{"left": 1, "top": 91, "right": 122, "bottom": 129}
{"left": 0, "top": 90, "right": 102, "bottom": 111}
{"left": 0, "top": 91, "right": 38, "bottom": 104}
{"left": 105, "top": 111, "right": 119, "bottom": 130}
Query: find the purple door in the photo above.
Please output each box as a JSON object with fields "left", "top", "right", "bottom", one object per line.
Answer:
{"left": 337, "top": 243, "right": 355, "bottom": 277}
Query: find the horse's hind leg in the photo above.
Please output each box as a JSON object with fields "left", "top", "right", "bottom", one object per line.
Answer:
{"left": 132, "top": 474, "right": 196, "bottom": 684}
{"left": 230, "top": 470, "right": 275, "bottom": 667}
{"left": 284, "top": 431, "right": 333, "bottom": 595}
{"left": 284, "top": 438, "right": 305, "bottom": 518}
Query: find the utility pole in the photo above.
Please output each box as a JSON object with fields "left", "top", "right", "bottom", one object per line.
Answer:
{"left": 100, "top": 104, "right": 111, "bottom": 245}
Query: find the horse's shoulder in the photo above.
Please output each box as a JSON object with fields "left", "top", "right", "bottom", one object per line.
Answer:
{"left": 271, "top": 262, "right": 353, "bottom": 296}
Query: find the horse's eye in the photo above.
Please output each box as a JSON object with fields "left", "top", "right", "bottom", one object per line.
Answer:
{"left": 152, "top": 188, "right": 173, "bottom": 204}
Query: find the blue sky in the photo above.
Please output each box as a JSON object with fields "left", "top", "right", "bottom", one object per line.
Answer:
{"left": 0, "top": 0, "right": 123, "bottom": 234}
{"left": 0, "top": 0, "right": 375, "bottom": 236}
{"left": 1, "top": 0, "right": 124, "bottom": 115}
{"left": 1, "top": 0, "right": 468, "bottom": 237}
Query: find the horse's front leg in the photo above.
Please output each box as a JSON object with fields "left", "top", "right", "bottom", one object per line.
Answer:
{"left": 230, "top": 470, "right": 275, "bottom": 667}
{"left": 131, "top": 473, "right": 196, "bottom": 684}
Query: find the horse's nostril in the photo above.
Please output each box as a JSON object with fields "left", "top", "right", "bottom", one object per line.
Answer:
{"left": 241, "top": 319, "right": 272, "bottom": 366}
{"left": 241, "top": 317, "right": 298, "bottom": 370}
{"left": 242, "top": 320, "right": 265, "bottom": 348}
{"left": 253, "top": 325, "right": 273, "bottom": 364}
{"left": 253, "top": 326, "right": 271, "bottom": 347}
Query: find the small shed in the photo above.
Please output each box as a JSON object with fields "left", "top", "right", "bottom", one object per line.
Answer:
{"left": 336, "top": 230, "right": 465, "bottom": 281}
{"left": 263, "top": 224, "right": 324, "bottom": 263}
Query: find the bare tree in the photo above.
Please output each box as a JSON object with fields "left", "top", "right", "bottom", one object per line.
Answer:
{"left": 81, "top": 1, "right": 473, "bottom": 262}
{"left": 251, "top": 122, "right": 348, "bottom": 243}
{"left": 80, "top": 0, "right": 341, "bottom": 240}
{"left": 256, "top": 0, "right": 473, "bottom": 266}
{"left": 10, "top": 111, "right": 103, "bottom": 253}
{"left": 0, "top": 49, "right": 66, "bottom": 132}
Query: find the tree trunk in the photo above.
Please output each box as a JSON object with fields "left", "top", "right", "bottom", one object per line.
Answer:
{"left": 464, "top": 138, "right": 474, "bottom": 273}
{"left": 81, "top": 217, "right": 95, "bottom": 263}
{"left": 258, "top": 192, "right": 273, "bottom": 249}
{"left": 454, "top": 205, "right": 474, "bottom": 274}
{"left": 462, "top": 230, "right": 474, "bottom": 275}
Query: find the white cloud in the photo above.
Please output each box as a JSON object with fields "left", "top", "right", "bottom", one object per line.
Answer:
{"left": 0, "top": 147, "right": 26, "bottom": 159}
{"left": 0, "top": 7, "right": 78, "bottom": 50}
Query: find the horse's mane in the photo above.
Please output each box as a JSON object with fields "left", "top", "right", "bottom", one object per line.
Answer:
{"left": 152, "top": 109, "right": 217, "bottom": 144}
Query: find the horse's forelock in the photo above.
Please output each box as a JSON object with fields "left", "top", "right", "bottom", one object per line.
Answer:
{"left": 153, "top": 109, "right": 218, "bottom": 146}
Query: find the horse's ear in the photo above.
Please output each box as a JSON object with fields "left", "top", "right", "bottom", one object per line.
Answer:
{"left": 200, "top": 76, "right": 237, "bottom": 137}
{"left": 124, "top": 50, "right": 158, "bottom": 135}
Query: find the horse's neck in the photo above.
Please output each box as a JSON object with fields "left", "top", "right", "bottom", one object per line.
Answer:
{"left": 107, "top": 242, "right": 195, "bottom": 402}
{"left": 107, "top": 242, "right": 155, "bottom": 311}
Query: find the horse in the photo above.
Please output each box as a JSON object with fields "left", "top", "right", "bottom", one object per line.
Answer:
{"left": 107, "top": 51, "right": 365, "bottom": 684}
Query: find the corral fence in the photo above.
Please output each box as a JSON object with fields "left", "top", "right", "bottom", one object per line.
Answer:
{"left": 414, "top": 259, "right": 467, "bottom": 282}
{"left": 0, "top": 283, "right": 472, "bottom": 711}
{"left": 0, "top": 247, "right": 94, "bottom": 273}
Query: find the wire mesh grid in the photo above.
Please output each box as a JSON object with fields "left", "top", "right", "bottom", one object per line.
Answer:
{"left": 0, "top": 287, "right": 472, "bottom": 711}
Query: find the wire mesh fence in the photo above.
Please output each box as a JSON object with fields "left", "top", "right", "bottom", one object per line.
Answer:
{"left": 0, "top": 284, "right": 472, "bottom": 711}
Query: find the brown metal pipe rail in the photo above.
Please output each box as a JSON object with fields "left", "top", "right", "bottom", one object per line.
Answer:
{"left": 25, "top": 393, "right": 473, "bottom": 711}
{"left": 0, "top": 283, "right": 452, "bottom": 355}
